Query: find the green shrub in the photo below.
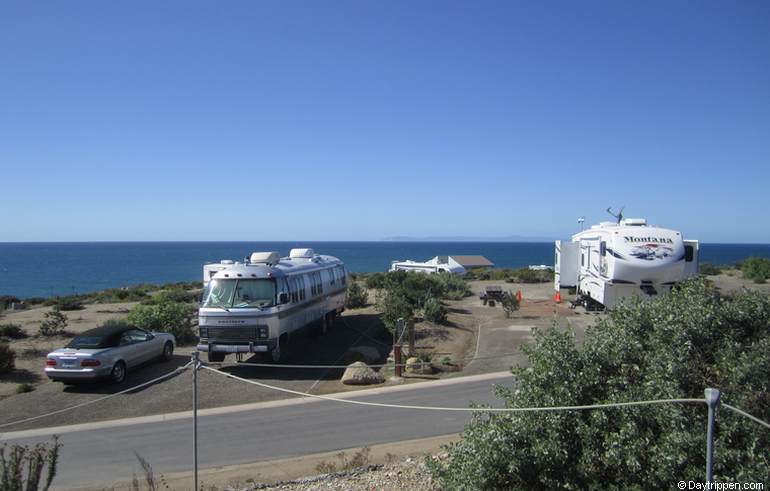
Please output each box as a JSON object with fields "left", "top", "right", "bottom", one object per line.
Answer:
{"left": 0, "top": 342, "right": 15, "bottom": 374}
{"left": 127, "top": 300, "right": 196, "bottom": 344}
{"left": 16, "top": 383, "right": 34, "bottom": 394}
{"left": 741, "top": 256, "right": 770, "bottom": 283}
{"left": 0, "top": 437, "right": 61, "bottom": 491}
{"left": 0, "top": 296, "right": 20, "bottom": 309}
{"left": 0, "top": 323, "right": 26, "bottom": 339}
{"left": 53, "top": 298, "right": 84, "bottom": 311}
{"left": 699, "top": 262, "right": 724, "bottom": 276}
{"left": 142, "top": 289, "right": 199, "bottom": 305}
{"left": 376, "top": 289, "right": 414, "bottom": 334}
{"left": 512, "top": 267, "right": 553, "bottom": 283}
{"left": 93, "top": 287, "right": 150, "bottom": 303}
{"left": 501, "top": 291, "right": 520, "bottom": 318}
{"left": 422, "top": 296, "right": 447, "bottom": 324}
{"left": 38, "top": 310, "right": 67, "bottom": 337}
{"left": 434, "top": 273, "right": 472, "bottom": 300}
{"left": 365, "top": 272, "right": 389, "bottom": 289}
{"left": 346, "top": 282, "right": 368, "bottom": 309}
{"left": 429, "top": 278, "right": 770, "bottom": 488}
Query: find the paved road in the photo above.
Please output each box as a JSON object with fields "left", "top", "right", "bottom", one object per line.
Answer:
{"left": 2, "top": 372, "right": 513, "bottom": 490}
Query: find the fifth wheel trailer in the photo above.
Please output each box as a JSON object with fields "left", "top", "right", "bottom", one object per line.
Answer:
{"left": 555, "top": 217, "right": 698, "bottom": 309}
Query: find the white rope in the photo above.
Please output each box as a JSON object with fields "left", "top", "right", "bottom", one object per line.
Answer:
{"left": 0, "top": 362, "right": 192, "bottom": 431}
{"left": 201, "top": 365, "right": 704, "bottom": 413}
{"left": 722, "top": 403, "right": 770, "bottom": 430}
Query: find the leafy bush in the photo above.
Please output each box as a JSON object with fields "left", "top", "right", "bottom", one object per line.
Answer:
{"left": 346, "top": 282, "right": 368, "bottom": 309}
{"left": 93, "top": 287, "right": 150, "bottom": 303}
{"left": 16, "top": 383, "right": 34, "bottom": 394}
{"left": 0, "top": 437, "right": 61, "bottom": 491}
{"left": 376, "top": 289, "right": 414, "bottom": 334}
{"left": 0, "top": 323, "right": 26, "bottom": 339}
{"left": 0, "top": 296, "right": 20, "bottom": 309}
{"left": 365, "top": 272, "right": 389, "bottom": 289}
{"left": 512, "top": 267, "right": 553, "bottom": 283}
{"left": 741, "top": 256, "right": 770, "bottom": 283}
{"left": 434, "top": 273, "right": 472, "bottom": 300}
{"left": 501, "top": 291, "right": 520, "bottom": 318}
{"left": 127, "top": 300, "right": 196, "bottom": 344}
{"left": 422, "top": 296, "right": 447, "bottom": 324}
{"left": 142, "top": 289, "right": 199, "bottom": 305}
{"left": 52, "top": 298, "right": 84, "bottom": 311}
{"left": 699, "top": 262, "right": 724, "bottom": 276}
{"left": 429, "top": 279, "right": 770, "bottom": 488}
{"left": 0, "top": 342, "right": 15, "bottom": 374}
{"left": 38, "top": 310, "right": 67, "bottom": 337}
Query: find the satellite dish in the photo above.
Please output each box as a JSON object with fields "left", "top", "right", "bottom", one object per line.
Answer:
{"left": 607, "top": 206, "right": 625, "bottom": 224}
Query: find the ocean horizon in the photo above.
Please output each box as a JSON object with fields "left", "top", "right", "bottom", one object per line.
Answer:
{"left": 2, "top": 241, "right": 769, "bottom": 299}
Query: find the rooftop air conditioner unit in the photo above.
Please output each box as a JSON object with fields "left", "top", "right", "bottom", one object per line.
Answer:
{"left": 289, "top": 248, "right": 315, "bottom": 259}
{"left": 250, "top": 252, "right": 281, "bottom": 265}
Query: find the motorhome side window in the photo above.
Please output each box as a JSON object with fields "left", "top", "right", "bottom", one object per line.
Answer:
{"left": 299, "top": 275, "right": 306, "bottom": 300}
{"left": 329, "top": 268, "right": 335, "bottom": 286}
{"left": 316, "top": 272, "right": 323, "bottom": 295}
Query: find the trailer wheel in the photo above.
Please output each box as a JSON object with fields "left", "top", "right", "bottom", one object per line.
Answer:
{"left": 208, "top": 352, "right": 226, "bottom": 363}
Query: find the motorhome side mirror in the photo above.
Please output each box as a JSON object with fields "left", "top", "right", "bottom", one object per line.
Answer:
{"left": 278, "top": 292, "right": 289, "bottom": 304}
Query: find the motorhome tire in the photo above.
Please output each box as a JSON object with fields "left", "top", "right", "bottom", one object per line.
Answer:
{"left": 272, "top": 334, "right": 289, "bottom": 363}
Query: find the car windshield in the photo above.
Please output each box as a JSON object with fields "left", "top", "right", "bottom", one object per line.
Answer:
{"left": 67, "top": 335, "right": 109, "bottom": 349}
{"left": 201, "top": 279, "right": 276, "bottom": 309}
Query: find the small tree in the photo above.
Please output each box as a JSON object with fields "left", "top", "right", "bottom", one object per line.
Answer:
{"left": 501, "top": 291, "right": 520, "bottom": 318}
{"left": 422, "top": 296, "right": 447, "bottom": 324}
{"left": 38, "top": 309, "right": 67, "bottom": 337}
{"left": 0, "top": 342, "right": 15, "bottom": 374}
{"left": 0, "top": 437, "right": 61, "bottom": 491}
{"left": 346, "top": 282, "right": 368, "bottom": 309}
{"left": 376, "top": 290, "right": 414, "bottom": 334}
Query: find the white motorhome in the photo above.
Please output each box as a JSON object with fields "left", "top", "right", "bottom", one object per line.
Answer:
{"left": 555, "top": 216, "right": 699, "bottom": 309}
{"left": 198, "top": 248, "right": 347, "bottom": 363}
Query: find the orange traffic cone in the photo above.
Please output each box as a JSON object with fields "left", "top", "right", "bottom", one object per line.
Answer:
{"left": 516, "top": 289, "right": 522, "bottom": 302}
{"left": 555, "top": 291, "right": 562, "bottom": 303}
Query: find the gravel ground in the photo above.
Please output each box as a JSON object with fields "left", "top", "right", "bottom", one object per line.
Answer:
{"left": 239, "top": 457, "right": 439, "bottom": 491}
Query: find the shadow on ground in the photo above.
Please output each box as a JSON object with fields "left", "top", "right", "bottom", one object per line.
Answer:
{"left": 220, "top": 313, "right": 392, "bottom": 382}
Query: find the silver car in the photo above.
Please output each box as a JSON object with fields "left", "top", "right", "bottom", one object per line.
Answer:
{"left": 45, "top": 324, "right": 175, "bottom": 384}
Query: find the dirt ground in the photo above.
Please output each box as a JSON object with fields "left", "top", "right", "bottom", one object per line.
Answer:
{"left": 1, "top": 271, "right": 766, "bottom": 432}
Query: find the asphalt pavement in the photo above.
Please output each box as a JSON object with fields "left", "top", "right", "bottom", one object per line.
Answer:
{"left": 2, "top": 371, "right": 513, "bottom": 490}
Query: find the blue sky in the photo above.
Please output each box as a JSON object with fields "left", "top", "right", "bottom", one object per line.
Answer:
{"left": 1, "top": 1, "right": 768, "bottom": 243}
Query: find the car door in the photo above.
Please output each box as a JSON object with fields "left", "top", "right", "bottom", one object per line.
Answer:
{"left": 117, "top": 330, "right": 142, "bottom": 368}
{"left": 133, "top": 329, "right": 159, "bottom": 364}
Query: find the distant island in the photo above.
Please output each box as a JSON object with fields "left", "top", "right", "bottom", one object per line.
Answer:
{"left": 380, "top": 235, "right": 554, "bottom": 242}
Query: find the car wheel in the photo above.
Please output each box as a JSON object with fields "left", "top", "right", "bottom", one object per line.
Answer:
{"left": 111, "top": 361, "right": 126, "bottom": 384}
{"left": 207, "top": 352, "right": 226, "bottom": 363}
{"left": 161, "top": 342, "right": 174, "bottom": 362}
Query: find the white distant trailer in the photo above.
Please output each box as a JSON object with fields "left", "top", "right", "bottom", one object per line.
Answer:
{"left": 390, "top": 256, "right": 466, "bottom": 275}
{"left": 555, "top": 216, "right": 699, "bottom": 309}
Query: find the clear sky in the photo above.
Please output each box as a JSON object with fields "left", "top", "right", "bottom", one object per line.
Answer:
{"left": 1, "top": 1, "right": 769, "bottom": 243}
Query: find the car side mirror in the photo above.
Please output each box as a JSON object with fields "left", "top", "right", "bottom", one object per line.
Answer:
{"left": 278, "top": 292, "right": 289, "bottom": 304}
{"left": 146, "top": 333, "right": 155, "bottom": 341}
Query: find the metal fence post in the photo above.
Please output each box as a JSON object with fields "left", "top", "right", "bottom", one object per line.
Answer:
{"left": 704, "top": 388, "right": 721, "bottom": 484}
{"left": 192, "top": 351, "right": 200, "bottom": 491}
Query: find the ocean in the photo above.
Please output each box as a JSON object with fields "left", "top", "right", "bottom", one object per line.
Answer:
{"left": 1, "top": 241, "right": 769, "bottom": 299}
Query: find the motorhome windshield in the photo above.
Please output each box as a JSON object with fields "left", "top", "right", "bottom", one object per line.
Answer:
{"left": 202, "top": 279, "right": 276, "bottom": 309}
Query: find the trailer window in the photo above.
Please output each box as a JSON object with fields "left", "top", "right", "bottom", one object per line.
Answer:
{"left": 684, "top": 245, "right": 694, "bottom": 262}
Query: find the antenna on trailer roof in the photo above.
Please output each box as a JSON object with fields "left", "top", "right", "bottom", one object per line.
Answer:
{"left": 607, "top": 206, "right": 624, "bottom": 224}
{"left": 577, "top": 216, "right": 585, "bottom": 231}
